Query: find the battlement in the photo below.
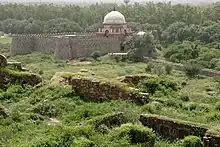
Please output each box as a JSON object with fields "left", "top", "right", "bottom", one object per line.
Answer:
{"left": 11, "top": 32, "right": 94, "bottom": 38}
{"left": 11, "top": 32, "right": 126, "bottom": 39}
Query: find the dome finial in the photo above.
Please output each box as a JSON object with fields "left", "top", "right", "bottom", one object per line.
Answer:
{"left": 113, "top": 5, "right": 116, "bottom": 11}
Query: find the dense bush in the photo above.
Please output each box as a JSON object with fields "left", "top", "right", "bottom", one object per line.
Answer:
{"left": 138, "top": 76, "right": 180, "bottom": 95}
{"left": 145, "top": 62, "right": 155, "bottom": 73}
{"left": 90, "top": 51, "right": 101, "bottom": 60}
{"left": 111, "top": 123, "right": 156, "bottom": 146}
{"left": 183, "top": 61, "right": 201, "bottom": 78}
{"left": 165, "top": 64, "right": 173, "bottom": 74}
{"left": 181, "top": 136, "right": 203, "bottom": 147}
{"left": 31, "top": 101, "right": 59, "bottom": 117}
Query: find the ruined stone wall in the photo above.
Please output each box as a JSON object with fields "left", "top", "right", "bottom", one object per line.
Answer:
{"left": 70, "top": 77, "right": 148, "bottom": 104}
{"left": 204, "top": 133, "right": 220, "bottom": 147}
{"left": 140, "top": 114, "right": 208, "bottom": 140}
{"left": 140, "top": 114, "right": 220, "bottom": 147}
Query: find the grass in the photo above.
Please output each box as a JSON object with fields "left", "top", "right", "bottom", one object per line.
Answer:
{"left": 0, "top": 37, "right": 12, "bottom": 44}
{"left": 1, "top": 38, "right": 220, "bottom": 146}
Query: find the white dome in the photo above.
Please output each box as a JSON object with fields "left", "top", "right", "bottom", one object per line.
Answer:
{"left": 137, "top": 31, "right": 146, "bottom": 36}
{"left": 103, "top": 11, "right": 126, "bottom": 24}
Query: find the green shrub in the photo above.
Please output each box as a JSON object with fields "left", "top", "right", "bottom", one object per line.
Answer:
{"left": 91, "top": 51, "right": 101, "bottom": 60}
{"left": 152, "top": 64, "right": 166, "bottom": 76}
{"left": 56, "top": 125, "right": 95, "bottom": 146}
{"left": 206, "top": 112, "right": 220, "bottom": 121}
{"left": 145, "top": 62, "right": 154, "bottom": 73}
{"left": 181, "top": 136, "right": 203, "bottom": 147}
{"left": 72, "top": 137, "right": 95, "bottom": 147}
{"left": 111, "top": 123, "right": 156, "bottom": 146}
{"left": 180, "top": 94, "right": 190, "bottom": 102}
{"left": 165, "top": 64, "right": 173, "bottom": 74}
{"left": 215, "top": 102, "right": 220, "bottom": 111}
{"left": 140, "top": 102, "right": 162, "bottom": 113}
{"left": 138, "top": 76, "right": 179, "bottom": 95}
{"left": 31, "top": 101, "right": 59, "bottom": 117}
{"left": 94, "top": 112, "right": 127, "bottom": 130}
{"left": 184, "top": 62, "right": 201, "bottom": 78}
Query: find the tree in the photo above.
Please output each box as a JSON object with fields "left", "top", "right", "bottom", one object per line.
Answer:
{"left": 24, "top": 20, "right": 44, "bottom": 34}
{"left": 125, "top": 31, "right": 156, "bottom": 62}
{"left": 164, "top": 41, "right": 200, "bottom": 63}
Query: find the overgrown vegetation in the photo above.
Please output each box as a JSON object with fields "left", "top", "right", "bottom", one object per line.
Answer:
{"left": 1, "top": 1, "right": 220, "bottom": 146}
{"left": 1, "top": 51, "right": 220, "bottom": 146}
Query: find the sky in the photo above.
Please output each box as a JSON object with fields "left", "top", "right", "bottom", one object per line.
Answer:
{"left": 0, "top": 0, "right": 219, "bottom": 4}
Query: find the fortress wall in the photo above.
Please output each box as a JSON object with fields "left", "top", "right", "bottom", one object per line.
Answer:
{"left": 11, "top": 36, "right": 34, "bottom": 55}
{"left": 34, "top": 37, "right": 57, "bottom": 54}
{"left": 11, "top": 34, "right": 123, "bottom": 60}
{"left": 55, "top": 37, "right": 72, "bottom": 60}
{"left": 70, "top": 37, "right": 122, "bottom": 58}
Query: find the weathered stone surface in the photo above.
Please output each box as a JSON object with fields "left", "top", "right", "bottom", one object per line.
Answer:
{"left": 139, "top": 114, "right": 208, "bottom": 140}
{"left": 21, "top": 73, "right": 42, "bottom": 86}
{"left": 140, "top": 114, "right": 220, "bottom": 147}
{"left": 204, "top": 129, "right": 220, "bottom": 147}
{"left": 0, "top": 54, "right": 7, "bottom": 67}
{"left": 12, "top": 35, "right": 122, "bottom": 60}
{"left": 0, "top": 68, "right": 42, "bottom": 87}
{"left": 70, "top": 77, "right": 149, "bottom": 104}
{"left": 7, "top": 62, "right": 22, "bottom": 70}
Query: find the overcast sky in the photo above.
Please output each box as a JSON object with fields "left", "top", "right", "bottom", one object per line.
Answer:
{"left": 0, "top": 0, "right": 219, "bottom": 4}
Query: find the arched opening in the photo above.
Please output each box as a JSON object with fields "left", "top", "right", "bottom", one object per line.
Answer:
{"left": 104, "top": 30, "right": 109, "bottom": 37}
{"left": 124, "top": 29, "right": 127, "bottom": 36}
{"left": 120, "top": 42, "right": 125, "bottom": 52}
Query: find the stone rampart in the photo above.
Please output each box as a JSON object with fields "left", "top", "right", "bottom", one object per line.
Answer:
{"left": 34, "top": 37, "right": 57, "bottom": 54}
{"left": 69, "top": 77, "right": 148, "bottom": 104}
{"left": 140, "top": 114, "right": 220, "bottom": 147}
{"left": 11, "top": 34, "right": 123, "bottom": 60}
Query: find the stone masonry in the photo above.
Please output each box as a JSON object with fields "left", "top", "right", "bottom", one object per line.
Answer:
{"left": 140, "top": 114, "right": 220, "bottom": 147}
{"left": 11, "top": 34, "right": 123, "bottom": 60}
{"left": 69, "top": 77, "right": 149, "bottom": 104}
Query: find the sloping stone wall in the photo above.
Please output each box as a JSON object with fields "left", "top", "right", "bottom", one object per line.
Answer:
{"left": 70, "top": 77, "right": 148, "bottom": 104}
{"left": 139, "top": 114, "right": 208, "bottom": 140}
{"left": 140, "top": 114, "right": 220, "bottom": 147}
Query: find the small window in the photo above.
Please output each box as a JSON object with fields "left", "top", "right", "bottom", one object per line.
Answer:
{"left": 104, "top": 30, "right": 109, "bottom": 37}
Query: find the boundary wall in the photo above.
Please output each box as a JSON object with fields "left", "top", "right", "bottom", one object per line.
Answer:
{"left": 11, "top": 33, "right": 123, "bottom": 60}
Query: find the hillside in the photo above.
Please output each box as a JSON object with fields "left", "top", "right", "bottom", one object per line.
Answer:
{"left": 1, "top": 2, "right": 220, "bottom": 147}
{"left": 1, "top": 36, "right": 220, "bottom": 146}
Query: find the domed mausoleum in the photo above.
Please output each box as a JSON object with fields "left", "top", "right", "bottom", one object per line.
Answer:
{"left": 96, "top": 9, "right": 132, "bottom": 37}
